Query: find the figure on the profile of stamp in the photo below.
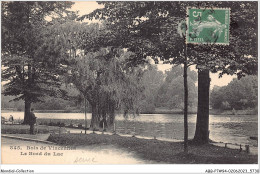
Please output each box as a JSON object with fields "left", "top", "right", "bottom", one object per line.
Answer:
{"left": 189, "top": 15, "right": 226, "bottom": 40}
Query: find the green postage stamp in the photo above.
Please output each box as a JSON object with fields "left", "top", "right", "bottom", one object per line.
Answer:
{"left": 187, "top": 8, "right": 230, "bottom": 44}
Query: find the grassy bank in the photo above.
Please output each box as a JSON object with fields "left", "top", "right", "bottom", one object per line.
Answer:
{"left": 145, "top": 108, "right": 257, "bottom": 115}
{"left": 149, "top": 108, "right": 197, "bottom": 114}
{"left": 2, "top": 108, "right": 257, "bottom": 115}
{"left": 47, "top": 133, "right": 257, "bottom": 164}
{"left": 210, "top": 109, "right": 257, "bottom": 115}
{"left": 1, "top": 124, "right": 65, "bottom": 134}
{"left": 1, "top": 109, "right": 82, "bottom": 113}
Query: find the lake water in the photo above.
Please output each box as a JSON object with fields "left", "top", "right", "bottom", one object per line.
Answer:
{"left": 1, "top": 111, "right": 258, "bottom": 148}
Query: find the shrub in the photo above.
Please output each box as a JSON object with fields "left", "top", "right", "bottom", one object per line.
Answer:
{"left": 48, "top": 122, "right": 54, "bottom": 126}
{"left": 78, "top": 123, "right": 82, "bottom": 128}
{"left": 221, "top": 101, "right": 231, "bottom": 110}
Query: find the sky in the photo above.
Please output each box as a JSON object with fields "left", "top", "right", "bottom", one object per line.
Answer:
{"left": 71, "top": 1, "right": 235, "bottom": 88}
{"left": 71, "top": 1, "right": 103, "bottom": 16}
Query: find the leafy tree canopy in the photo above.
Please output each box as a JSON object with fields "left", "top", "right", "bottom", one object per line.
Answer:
{"left": 82, "top": 1, "right": 257, "bottom": 77}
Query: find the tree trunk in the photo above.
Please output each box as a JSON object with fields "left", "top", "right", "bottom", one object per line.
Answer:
{"left": 23, "top": 63, "right": 32, "bottom": 125}
{"left": 90, "top": 103, "right": 99, "bottom": 130}
{"left": 108, "top": 101, "right": 115, "bottom": 125}
{"left": 84, "top": 97, "right": 87, "bottom": 134}
{"left": 193, "top": 69, "right": 210, "bottom": 144}
{"left": 23, "top": 98, "right": 31, "bottom": 124}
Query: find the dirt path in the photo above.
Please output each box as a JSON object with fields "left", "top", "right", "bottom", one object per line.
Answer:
{"left": 1, "top": 137, "right": 155, "bottom": 164}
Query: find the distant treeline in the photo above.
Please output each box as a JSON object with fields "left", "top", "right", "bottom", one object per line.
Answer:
{"left": 1, "top": 65, "right": 198, "bottom": 113}
{"left": 210, "top": 75, "right": 257, "bottom": 110}
{"left": 138, "top": 65, "right": 198, "bottom": 113}
{"left": 2, "top": 70, "right": 257, "bottom": 114}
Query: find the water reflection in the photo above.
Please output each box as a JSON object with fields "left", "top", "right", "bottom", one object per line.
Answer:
{"left": 1, "top": 111, "right": 258, "bottom": 148}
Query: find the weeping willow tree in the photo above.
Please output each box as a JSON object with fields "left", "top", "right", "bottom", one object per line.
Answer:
{"left": 50, "top": 19, "right": 144, "bottom": 130}
{"left": 67, "top": 47, "right": 144, "bottom": 129}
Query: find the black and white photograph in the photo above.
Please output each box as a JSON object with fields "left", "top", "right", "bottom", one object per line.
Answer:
{"left": 1, "top": 1, "right": 258, "bottom": 173}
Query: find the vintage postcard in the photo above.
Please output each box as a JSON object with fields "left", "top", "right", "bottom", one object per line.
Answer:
{"left": 1, "top": 1, "right": 258, "bottom": 173}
